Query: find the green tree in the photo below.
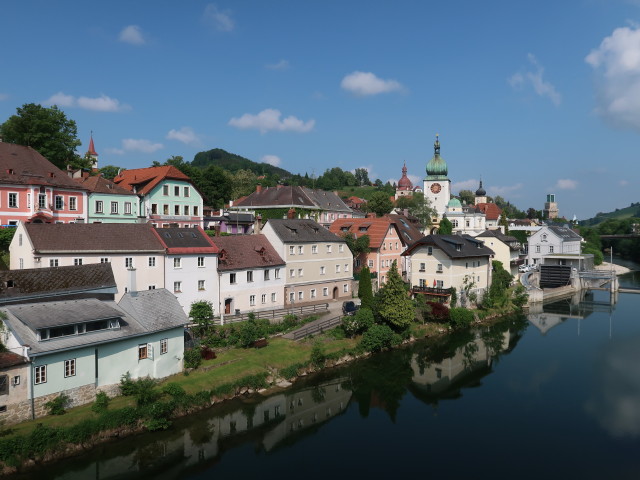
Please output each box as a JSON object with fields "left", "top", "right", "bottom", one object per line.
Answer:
{"left": 366, "top": 191, "right": 393, "bottom": 217}
{"left": 343, "top": 232, "right": 370, "bottom": 259}
{"left": 189, "top": 300, "right": 214, "bottom": 338}
{"left": 408, "top": 193, "right": 438, "bottom": 231}
{"left": 354, "top": 168, "right": 370, "bottom": 186}
{"left": 499, "top": 210, "right": 509, "bottom": 234}
{"left": 99, "top": 165, "right": 123, "bottom": 180}
{"left": 358, "top": 265, "right": 374, "bottom": 310}
{"left": 375, "top": 261, "right": 413, "bottom": 330}
{"left": 0, "top": 103, "right": 82, "bottom": 170}
{"left": 458, "top": 189, "right": 475, "bottom": 205}
{"left": 438, "top": 217, "right": 453, "bottom": 234}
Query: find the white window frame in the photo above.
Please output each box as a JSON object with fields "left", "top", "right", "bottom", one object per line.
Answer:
{"left": 125, "top": 257, "right": 133, "bottom": 268}
{"left": 174, "top": 257, "right": 182, "bottom": 269}
{"left": 198, "top": 280, "right": 206, "bottom": 291}
{"left": 64, "top": 359, "right": 76, "bottom": 378}
{"left": 173, "top": 281, "right": 182, "bottom": 293}
{"left": 160, "top": 338, "right": 168, "bottom": 355}
{"left": 34, "top": 365, "right": 47, "bottom": 384}
{"left": 148, "top": 256, "right": 156, "bottom": 267}
{"left": 49, "top": 259, "right": 59, "bottom": 267}
{"left": 289, "top": 246, "right": 295, "bottom": 255}
{"left": 312, "top": 245, "right": 318, "bottom": 254}
{"left": 8, "top": 192, "right": 18, "bottom": 208}
{"left": 198, "top": 256, "right": 205, "bottom": 267}
{"left": 95, "top": 200, "right": 103, "bottom": 213}
{"left": 320, "top": 266, "right": 326, "bottom": 275}
{"left": 74, "top": 258, "right": 83, "bottom": 266}
{"left": 271, "top": 292, "right": 277, "bottom": 302}
{"left": 124, "top": 202, "right": 132, "bottom": 215}
{"left": 69, "top": 197, "right": 77, "bottom": 211}
{"left": 323, "top": 287, "right": 329, "bottom": 297}
{"left": 55, "top": 195, "right": 63, "bottom": 210}
{"left": 250, "top": 295, "right": 256, "bottom": 306}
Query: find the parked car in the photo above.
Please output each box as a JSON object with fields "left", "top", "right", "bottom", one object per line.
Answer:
{"left": 342, "top": 300, "right": 359, "bottom": 316}
{"left": 518, "top": 265, "right": 529, "bottom": 273}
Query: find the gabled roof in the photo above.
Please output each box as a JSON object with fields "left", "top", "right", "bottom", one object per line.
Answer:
{"left": 75, "top": 175, "right": 136, "bottom": 196}
{"left": 266, "top": 219, "right": 345, "bottom": 243}
{"left": 118, "top": 288, "right": 189, "bottom": 331}
{"left": 475, "top": 202, "right": 502, "bottom": 221}
{"left": 545, "top": 225, "right": 582, "bottom": 241}
{"left": 113, "top": 166, "right": 193, "bottom": 196}
{"left": 0, "top": 351, "right": 29, "bottom": 369}
{"left": 234, "top": 185, "right": 352, "bottom": 212}
{"left": 403, "top": 234, "right": 495, "bottom": 259}
{"left": 301, "top": 188, "right": 352, "bottom": 212}
{"left": 0, "top": 142, "right": 87, "bottom": 191}
{"left": 329, "top": 217, "right": 397, "bottom": 249}
{"left": 385, "top": 214, "right": 424, "bottom": 247}
{"left": 24, "top": 223, "right": 165, "bottom": 253}
{"left": 0, "top": 263, "right": 116, "bottom": 301}
{"left": 211, "top": 234, "right": 285, "bottom": 271}
{"left": 476, "top": 229, "right": 521, "bottom": 251}
{"left": 153, "top": 226, "right": 219, "bottom": 254}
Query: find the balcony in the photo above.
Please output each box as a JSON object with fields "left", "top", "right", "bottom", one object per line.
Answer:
{"left": 411, "top": 286, "right": 453, "bottom": 297}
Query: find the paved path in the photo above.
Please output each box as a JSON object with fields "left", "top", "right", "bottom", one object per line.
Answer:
{"left": 283, "top": 298, "right": 358, "bottom": 340}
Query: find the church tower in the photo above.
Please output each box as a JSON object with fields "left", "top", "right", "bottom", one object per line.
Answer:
{"left": 395, "top": 162, "right": 414, "bottom": 199}
{"left": 423, "top": 134, "right": 450, "bottom": 217}
{"left": 474, "top": 179, "right": 487, "bottom": 205}
{"left": 86, "top": 133, "right": 99, "bottom": 170}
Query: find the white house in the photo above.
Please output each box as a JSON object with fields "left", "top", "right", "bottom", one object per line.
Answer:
{"left": 526, "top": 225, "right": 582, "bottom": 266}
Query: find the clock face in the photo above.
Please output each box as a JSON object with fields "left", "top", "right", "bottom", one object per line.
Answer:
{"left": 430, "top": 183, "right": 441, "bottom": 194}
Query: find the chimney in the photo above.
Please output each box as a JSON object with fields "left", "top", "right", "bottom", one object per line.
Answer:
{"left": 254, "top": 214, "right": 262, "bottom": 234}
{"left": 403, "top": 208, "right": 409, "bottom": 217}
{"left": 256, "top": 184, "right": 262, "bottom": 193}
{"left": 287, "top": 208, "right": 296, "bottom": 219}
{"left": 127, "top": 267, "right": 137, "bottom": 296}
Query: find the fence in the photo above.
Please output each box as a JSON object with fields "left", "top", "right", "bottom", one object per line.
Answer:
{"left": 210, "top": 303, "right": 329, "bottom": 326}
{"left": 288, "top": 315, "right": 343, "bottom": 341}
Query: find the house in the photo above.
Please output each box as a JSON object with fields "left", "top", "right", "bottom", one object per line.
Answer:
{"left": 526, "top": 225, "right": 582, "bottom": 266}
{"left": 476, "top": 229, "right": 524, "bottom": 276}
{"left": 475, "top": 203, "right": 502, "bottom": 229}
{"left": 74, "top": 174, "right": 140, "bottom": 223}
{"left": 403, "top": 234, "right": 494, "bottom": 304}
{"left": 9, "top": 223, "right": 166, "bottom": 299}
{"left": 153, "top": 227, "right": 219, "bottom": 315}
{"left": 231, "top": 185, "right": 354, "bottom": 228}
{"left": 444, "top": 198, "right": 487, "bottom": 236}
{"left": 114, "top": 166, "right": 204, "bottom": 227}
{"left": 203, "top": 210, "right": 255, "bottom": 234}
{"left": 210, "top": 234, "right": 286, "bottom": 317}
{"left": 0, "top": 142, "right": 88, "bottom": 225}
{"left": 330, "top": 216, "right": 405, "bottom": 288}
{"left": 385, "top": 213, "right": 425, "bottom": 278}
{"left": 345, "top": 196, "right": 367, "bottom": 211}
{"left": 0, "top": 263, "right": 187, "bottom": 424}
{"left": 262, "top": 219, "right": 353, "bottom": 305}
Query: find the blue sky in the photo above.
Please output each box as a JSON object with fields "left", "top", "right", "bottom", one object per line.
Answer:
{"left": 2, "top": 0, "right": 640, "bottom": 220}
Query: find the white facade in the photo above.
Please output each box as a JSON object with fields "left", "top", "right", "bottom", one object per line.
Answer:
{"left": 527, "top": 225, "right": 582, "bottom": 266}
{"left": 165, "top": 253, "right": 218, "bottom": 315}
{"left": 218, "top": 265, "right": 285, "bottom": 316}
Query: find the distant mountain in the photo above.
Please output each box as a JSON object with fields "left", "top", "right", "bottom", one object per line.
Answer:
{"left": 191, "top": 148, "right": 293, "bottom": 178}
{"left": 580, "top": 202, "right": 640, "bottom": 226}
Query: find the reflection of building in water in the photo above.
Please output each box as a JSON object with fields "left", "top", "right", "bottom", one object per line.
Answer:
{"left": 409, "top": 331, "right": 511, "bottom": 402}
{"left": 528, "top": 290, "right": 616, "bottom": 335}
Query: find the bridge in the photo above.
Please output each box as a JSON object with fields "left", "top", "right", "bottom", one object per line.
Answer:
{"left": 599, "top": 234, "right": 640, "bottom": 239}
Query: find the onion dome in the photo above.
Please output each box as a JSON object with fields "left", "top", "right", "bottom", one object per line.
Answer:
{"left": 397, "top": 162, "right": 413, "bottom": 189}
{"left": 447, "top": 197, "right": 462, "bottom": 208}
{"left": 475, "top": 179, "right": 486, "bottom": 196}
{"left": 426, "top": 134, "right": 448, "bottom": 178}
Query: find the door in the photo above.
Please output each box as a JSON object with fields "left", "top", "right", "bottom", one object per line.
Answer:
{"left": 224, "top": 298, "right": 232, "bottom": 314}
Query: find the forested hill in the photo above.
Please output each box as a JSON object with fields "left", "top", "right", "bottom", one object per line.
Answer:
{"left": 580, "top": 202, "right": 640, "bottom": 226}
{"left": 192, "top": 148, "right": 293, "bottom": 177}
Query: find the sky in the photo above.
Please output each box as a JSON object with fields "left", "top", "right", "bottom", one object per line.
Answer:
{"left": 2, "top": 0, "right": 640, "bottom": 220}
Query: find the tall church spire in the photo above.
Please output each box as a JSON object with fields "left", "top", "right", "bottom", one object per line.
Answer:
{"left": 86, "top": 132, "right": 98, "bottom": 170}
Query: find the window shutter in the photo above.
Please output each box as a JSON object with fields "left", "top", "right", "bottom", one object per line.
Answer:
{"left": 147, "top": 343, "right": 154, "bottom": 360}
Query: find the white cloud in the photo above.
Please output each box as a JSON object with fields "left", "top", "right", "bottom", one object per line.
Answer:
{"left": 586, "top": 25, "right": 640, "bottom": 131}
{"left": 43, "top": 92, "right": 130, "bottom": 112}
{"left": 262, "top": 155, "right": 281, "bottom": 167}
{"left": 620, "top": 179, "right": 630, "bottom": 186}
{"left": 105, "top": 147, "right": 125, "bottom": 155}
{"left": 229, "top": 108, "right": 315, "bottom": 133}
{"left": 489, "top": 183, "right": 525, "bottom": 197}
{"left": 452, "top": 179, "right": 480, "bottom": 193}
{"left": 203, "top": 4, "right": 234, "bottom": 32}
{"left": 554, "top": 179, "right": 578, "bottom": 190}
{"left": 407, "top": 174, "right": 421, "bottom": 186}
{"left": 0, "top": 93, "right": 8, "bottom": 101}
{"left": 508, "top": 54, "right": 561, "bottom": 106}
{"left": 266, "top": 59, "right": 290, "bottom": 70}
{"left": 166, "top": 127, "right": 200, "bottom": 146}
{"left": 119, "top": 25, "right": 146, "bottom": 45}
{"left": 341, "top": 71, "right": 404, "bottom": 96}
{"left": 122, "top": 138, "right": 163, "bottom": 153}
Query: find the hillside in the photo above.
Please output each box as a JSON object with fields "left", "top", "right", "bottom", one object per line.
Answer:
{"left": 580, "top": 202, "right": 640, "bottom": 226}
{"left": 191, "top": 148, "right": 293, "bottom": 178}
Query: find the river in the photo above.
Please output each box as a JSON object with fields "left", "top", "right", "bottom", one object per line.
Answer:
{"left": 9, "top": 263, "right": 640, "bottom": 479}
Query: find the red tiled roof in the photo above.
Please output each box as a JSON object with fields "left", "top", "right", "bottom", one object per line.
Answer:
{"left": 87, "top": 137, "right": 98, "bottom": 156}
{"left": 329, "top": 217, "right": 397, "bottom": 249}
{"left": 0, "top": 351, "right": 28, "bottom": 369}
{"left": 476, "top": 202, "right": 502, "bottom": 221}
{"left": 113, "top": 166, "right": 193, "bottom": 196}
{"left": 210, "top": 234, "right": 285, "bottom": 270}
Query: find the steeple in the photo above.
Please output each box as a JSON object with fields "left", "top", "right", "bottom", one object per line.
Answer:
{"left": 86, "top": 132, "right": 98, "bottom": 170}
{"left": 426, "top": 133, "right": 448, "bottom": 178}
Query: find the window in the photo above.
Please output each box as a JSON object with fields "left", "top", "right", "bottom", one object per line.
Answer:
{"left": 437, "top": 263, "right": 443, "bottom": 272}
{"left": 250, "top": 295, "right": 256, "bottom": 306}
{"left": 69, "top": 197, "right": 77, "bottom": 211}
{"left": 194, "top": 206, "right": 199, "bottom": 216}
{"left": 111, "top": 202, "right": 118, "bottom": 214}
{"left": 298, "top": 246, "right": 304, "bottom": 255}
{"left": 290, "top": 269, "right": 295, "bottom": 278}
{"left": 38, "top": 194, "right": 46, "bottom": 209}
{"left": 326, "top": 245, "right": 332, "bottom": 253}
{"left": 323, "top": 287, "right": 329, "bottom": 297}
{"left": 261, "top": 294, "right": 267, "bottom": 304}
{"left": 247, "top": 271, "right": 253, "bottom": 282}
{"left": 12, "top": 376, "right": 20, "bottom": 387}
{"left": 264, "top": 269, "right": 270, "bottom": 280}
{"left": 184, "top": 186, "right": 190, "bottom": 197}
{"left": 345, "top": 263, "right": 349, "bottom": 272}
{"left": 55, "top": 196, "right": 63, "bottom": 210}
{"left": 311, "top": 289, "right": 316, "bottom": 298}
{"left": 125, "top": 257, "right": 133, "bottom": 268}
{"left": 74, "top": 258, "right": 83, "bottom": 266}
{"left": 419, "top": 279, "right": 426, "bottom": 287}
{"left": 419, "top": 263, "right": 426, "bottom": 272}
{"left": 160, "top": 338, "right": 168, "bottom": 355}
{"left": 100, "top": 257, "right": 109, "bottom": 263}
{"left": 343, "top": 284, "right": 349, "bottom": 293}
{"left": 312, "top": 245, "right": 318, "bottom": 254}
{"left": 298, "top": 291, "right": 303, "bottom": 301}
{"left": 436, "top": 280, "right": 444, "bottom": 288}
{"left": 95, "top": 200, "right": 103, "bottom": 213}
{"left": 0, "top": 375, "right": 6, "bottom": 396}
{"left": 368, "top": 260, "right": 374, "bottom": 268}
{"left": 289, "top": 292, "right": 295, "bottom": 302}
{"left": 173, "top": 281, "right": 182, "bottom": 293}
{"left": 298, "top": 268, "right": 303, "bottom": 277}
{"left": 148, "top": 256, "right": 156, "bottom": 267}
{"left": 339, "top": 244, "right": 344, "bottom": 253}
{"left": 230, "top": 273, "right": 237, "bottom": 284}
{"left": 138, "top": 344, "right": 152, "bottom": 360}
{"left": 163, "top": 204, "right": 169, "bottom": 215}
{"left": 174, "top": 257, "right": 181, "bottom": 269}
{"left": 49, "top": 259, "right": 59, "bottom": 267}
{"left": 427, "top": 247, "right": 433, "bottom": 255}
{"left": 19, "top": 258, "right": 23, "bottom": 269}
{"left": 289, "top": 246, "right": 295, "bottom": 255}
{"left": 536, "top": 245, "right": 541, "bottom": 253}
{"left": 8, "top": 193, "right": 17, "bottom": 208}
{"left": 125, "top": 202, "right": 132, "bottom": 215}
{"left": 271, "top": 293, "right": 276, "bottom": 302}
{"left": 549, "top": 246, "right": 554, "bottom": 253}
{"left": 275, "top": 268, "right": 281, "bottom": 279}
{"left": 320, "top": 266, "right": 326, "bottom": 275}
{"left": 163, "top": 185, "right": 169, "bottom": 195}
{"left": 174, "top": 205, "right": 180, "bottom": 215}
{"left": 198, "top": 256, "right": 205, "bottom": 267}
{"left": 64, "top": 359, "right": 76, "bottom": 378}
{"left": 198, "top": 280, "right": 205, "bottom": 291}
{"left": 184, "top": 205, "right": 189, "bottom": 216}
{"left": 151, "top": 204, "right": 158, "bottom": 214}
{"left": 174, "top": 186, "right": 180, "bottom": 196}
{"left": 148, "top": 285, "right": 156, "bottom": 290}
{"left": 34, "top": 365, "right": 46, "bottom": 384}
{"left": 335, "top": 264, "right": 340, "bottom": 273}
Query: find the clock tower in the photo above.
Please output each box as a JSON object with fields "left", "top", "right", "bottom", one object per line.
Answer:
{"left": 423, "top": 134, "right": 450, "bottom": 217}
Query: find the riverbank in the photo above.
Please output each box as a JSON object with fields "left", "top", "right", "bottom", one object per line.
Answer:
{"left": 595, "top": 262, "right": 633, "bottom": 275}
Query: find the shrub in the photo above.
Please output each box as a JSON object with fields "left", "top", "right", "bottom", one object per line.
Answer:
{"left": 45, "top": 394, "right": 69, "bottom": 416}
{"left": 119, "top": 372, "right": 137, "bottom": 396}
{"left": 449, "top": 307, "right": 475, "bottom": 329}
{"left": 91, "top": 391, "right": 110, "bottom": 414}
{"left": 310, "top": 342, "right": 326, "bottom": 369}
{"left": 184, "top": 348, "right": 202, "bottom": 369}
{"left": 359, "top": 324, "right": 395, "bottom": 352}
{"left": 426, "top": 301, "right": 450, "bottom": 323}
{"left": 281, "top": 314, "right": 298, "bottom": 330}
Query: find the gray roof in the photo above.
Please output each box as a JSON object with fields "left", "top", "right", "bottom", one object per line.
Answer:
{"left": 6, "top": 298, "right": 123, "bottom": 329}
{"left": 234, "top": 185, "right": 352, "bottom": 213}
{"left": 476, "top": 229, "right": 521, "bottom": 250}
{"left": 266, "top": 219, "right": 346, "bottom": 243}
{"left": 301, "top": 188, "right": 352, "bottom": 212}
{"left": 404, "top": 234, "right": 495, "bottom": 259}
{"left": 118, "top": 288, "right": 189, "bottom": 331}
{"left": 547, "top": 226, "right": 582, "bottom": 241}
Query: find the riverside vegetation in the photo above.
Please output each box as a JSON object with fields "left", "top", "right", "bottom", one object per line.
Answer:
{"left": 0, "top": 260, "right": 527, "bottom": 473}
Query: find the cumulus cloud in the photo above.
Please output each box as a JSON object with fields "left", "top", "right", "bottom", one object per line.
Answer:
{"left": 508, "top": 54, "right": 561, "bottom": 106}
{"left": 166, "top": 127, "right": 200, "bottom": 146}
{"left": 43, "top": 92, "right": 130, "bottom": 112}
{"left": 122, "top": 138, "right": 164, "bottom": 153}
{"left": 266, "top": 59, "right": 290, "bottom": 70}
{"left": 229, "top": 108, "right": 315, "bottom": 134}
{"left": 554, "top": 179, "right": 578, "bottom": 190}
{"left": 341, "top": 71, "right": 404, "bottom": 96}
{"left": 586, "top": 25, "right": 640, "bottom": 131}
{"left": 203, "top": 4, "right": 234, "bottom": 32}
{"left": 105, "top": 147, "right": 125, "bottom": 155}
{"left": 489, "top": 183, "right": 525, "bottom": 197}
{"left": 452, "top": 179, "right": 480, "bottom": 193}
{"left": 262, "top": 155, "right": 281, "bottom": 167}
{"left": 119, "top": 25, "right": 146, "bottom": 45}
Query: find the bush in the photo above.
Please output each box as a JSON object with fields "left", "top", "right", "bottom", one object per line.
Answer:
{"left": 449, "top": 307, "right": 475, "bottom": 329}
{"left": 119, "top": 372, "right": 137, "bottom": 396}
{"left": 359, "top": 324, "right": 395, "bottom": 352}
{"left": 45, "top": 394, "right": 69, "bottom": 416}
{"left": 310, "top": 342, "right": 326, "bottom": 369}
{"left": 119, "top": 374, "right": 159, "bottom": 407}
{"left": 184, "top": 348, "right": 202, "bottom": 369}
{"left": 281, "top": 314, "right": 298, "bottom": 330}
{"left": 425, "top": 301, "right": 450, "bottom": 323}
{"left": 91, "top": 391, "right": 110, "bottom": 414}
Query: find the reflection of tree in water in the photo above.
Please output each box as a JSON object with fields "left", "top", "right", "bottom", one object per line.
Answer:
{"left": 311, "top": 385, "right": 327, "bottom": 404}
{"left": 189, "top": 419, "right": 215, "bottom": 446}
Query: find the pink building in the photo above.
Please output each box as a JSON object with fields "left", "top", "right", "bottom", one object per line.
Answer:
{"left": 0, "top": 142, "right": 87, "bottom": 225}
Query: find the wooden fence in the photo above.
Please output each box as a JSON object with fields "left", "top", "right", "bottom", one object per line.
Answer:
{"left": 211, "top": 303, "right": 329, "bottom": 326}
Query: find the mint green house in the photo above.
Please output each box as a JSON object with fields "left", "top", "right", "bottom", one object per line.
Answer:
{"left": 76, "top": 175, "right": 140, "bottom": 223}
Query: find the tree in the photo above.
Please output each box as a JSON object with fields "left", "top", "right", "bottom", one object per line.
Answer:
{"left": 343, "top": 232, "right": 370, "bottom": 259}
{"left": 459, "top": 189, "right": 475, "bottom": 205}
{"left": 358, "top": 265, "right": 374, "bottom": 310}
{"left": 408, "top": 193, "right": 437, "bottom": 231}
{"left": 438, "top": 217, "right": 453, "bottom": 235}
{"left": 99, "top": 165, "right": 123, "bottom": 180}
{"left": 354, "top": 168, "right": 370, "bottom": 186}
{"left": 189, "top": 300, "right": 214, "bottom": 338}
{"left": 499, "top": 210, "right": 509, "bottom": 234}
{"left": 0, "top": 103, "right": 82, "bottom": 170}
{"left": 374, "top": 261, "right": 413, "bottom": 330}
{"left": 367, "top": 191, "right": 393, "bottom": 217}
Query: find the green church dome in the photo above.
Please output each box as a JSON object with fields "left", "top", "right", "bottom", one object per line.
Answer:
{"left": 447, "top": 197, "right": 461, "bottom": 208}
{"left": 426, "top": 134, "right": 448, "bottom": 179}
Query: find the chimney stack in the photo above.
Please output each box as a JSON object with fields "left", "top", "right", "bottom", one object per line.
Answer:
{"left": 127, "top": 267, "right": 137, "bottom": 296}
{"left": 287, "top": 208, "right": 296, "bottom": 219}
{"left": 256, "top": 184, "right": 262, "bottom": 193}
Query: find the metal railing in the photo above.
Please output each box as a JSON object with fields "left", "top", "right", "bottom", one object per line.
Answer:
{"left": 289, "top": 315, "right": 343, "bottom": 340}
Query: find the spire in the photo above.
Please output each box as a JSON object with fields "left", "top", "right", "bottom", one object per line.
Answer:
{"left": 434, "top": 134, "right": 440, "bottom": 156}
{"left": 87, "top": 131, "right": 98, "bottom": 156}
